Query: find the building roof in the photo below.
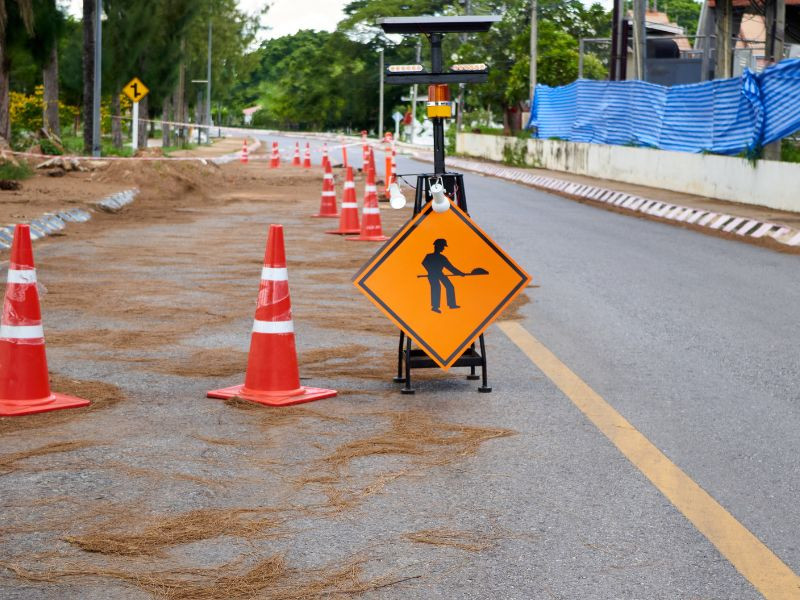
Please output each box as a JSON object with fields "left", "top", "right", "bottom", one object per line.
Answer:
{"left": 631, "top": 10, "right": 693, "bottom": 51}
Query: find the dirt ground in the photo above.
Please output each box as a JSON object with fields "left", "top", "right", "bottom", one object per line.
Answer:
{"left": 0, "top": 163, "right": 130, "bottom": 225}
{"left": 0, "top": 147, "right": 527, "bottom": 598}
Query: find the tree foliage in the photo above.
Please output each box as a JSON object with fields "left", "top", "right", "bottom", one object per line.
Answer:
{"left": 3, "top": 0, "right": 620, "bottom": 141}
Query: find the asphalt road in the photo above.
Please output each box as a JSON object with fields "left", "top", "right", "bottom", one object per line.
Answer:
{"left": 269, "top": 133, "right": 800, "bottom": 596}
{"left": 1, "top": 132, "right": 797, "bottom": 599}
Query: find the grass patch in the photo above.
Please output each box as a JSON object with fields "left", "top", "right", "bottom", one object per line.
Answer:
{"left": 0, "top": 161, "right": 33, "bottom": 181}
{"left": 61, "top": 135, "right": 135, "bottom": 158}
{"left": 162, "top": 143, "right": 198, "bottom": 157}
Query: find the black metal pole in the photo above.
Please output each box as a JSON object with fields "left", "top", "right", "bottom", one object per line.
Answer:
{"left": 430, "top": 33, "right": 446, "bottom": 174}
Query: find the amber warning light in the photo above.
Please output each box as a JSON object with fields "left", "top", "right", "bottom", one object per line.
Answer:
{"left": 427, "top": 84, "right": 452, "bottom": 119}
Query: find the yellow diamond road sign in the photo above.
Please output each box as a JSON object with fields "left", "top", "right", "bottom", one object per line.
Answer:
{"left": 353, "top": 200, "right": 531, "bottom": 369}
{"left": 122, "top": 77, "right": 149, "bottom": 103}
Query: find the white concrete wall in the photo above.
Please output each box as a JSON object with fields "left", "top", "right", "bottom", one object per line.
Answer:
{"left": 456, "top": 133, "right": 800, "bottom": 213}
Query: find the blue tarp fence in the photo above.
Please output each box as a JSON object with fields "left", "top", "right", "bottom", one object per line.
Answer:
{"left": 527, "top": 58, "right": 800, "bottom": 155}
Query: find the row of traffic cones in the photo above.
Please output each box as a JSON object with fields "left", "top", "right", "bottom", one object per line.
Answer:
{"left": 0, "top": 222, "right": 337, "bottom": 417}
{"left": 243, "top": 140, "right": 322, "bottom": 170}
{"left": 314, "top": 148, "right": 389, "bottom": 242}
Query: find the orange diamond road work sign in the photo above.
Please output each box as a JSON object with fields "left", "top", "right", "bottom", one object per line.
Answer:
{"left": 122, "top": 77, "right": 149, "bottom": 103}
{"left": 353, "top": 200, "right": 530, "bottom": 369}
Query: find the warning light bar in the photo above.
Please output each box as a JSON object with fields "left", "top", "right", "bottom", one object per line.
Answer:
{"left": 387, "top": 64, "right": 425, "bottom": 73}
{"left": 451, "top": 63, "right": 488, "bottom": 72}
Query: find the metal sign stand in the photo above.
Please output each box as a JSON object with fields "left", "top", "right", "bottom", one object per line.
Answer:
{"left": 379, "top": 16, "right": 500, "bottom": 394}
{"left": 393, "top": 172, "right": 490, "bottom": 394}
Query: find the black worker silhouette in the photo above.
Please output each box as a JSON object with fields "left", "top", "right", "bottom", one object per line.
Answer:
{"left": 421, "top": 238, "right": 466, "bottom": 313}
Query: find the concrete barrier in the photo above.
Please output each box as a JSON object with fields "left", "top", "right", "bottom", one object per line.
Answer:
{"left": 456, "top": 133, "right": 800, "bottom": 213}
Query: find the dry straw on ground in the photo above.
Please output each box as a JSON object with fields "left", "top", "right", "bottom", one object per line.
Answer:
{"left": 0, "top": 554, "right": 420, "bottom": 599}
{"left": 64, "top": 508, "right": 284, "bottom": 557}
{"left": 0, "top": 375, "right": 123, "bottom": 434}
{"left": 404, "top": 528, "right": 497, "bottom": 552}
{"left": 0, "top": 441, "right": 97, "bottom": 475}
{"left": 297, "top": 410, "right": 515, "bottom": 513}
{"left": 322, "top": 411, "right": 515, "bottom": 471}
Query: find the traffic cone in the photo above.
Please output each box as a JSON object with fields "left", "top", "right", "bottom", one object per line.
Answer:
{"left": 269, "top": 141, "right": 280, "bottom": 168}
{"left": 312, "top": 160, "right": 338, "bottom": 218}
{"left": 0, "top": 225, "right": 90, "bottom": 416}
{"left": 322, "top": 143, "right": 329, "bottom": 166}
{"left": 361, "top": 130, "right": 368, "bottom": 163}
{"left": 207, "top": 225, "right": 336, "bottom": 407}
{"left": 303, "top": 143, "right": 311, "bottom": 168}
{"left": 384, "top": 154, "right": 393, "bottom": 198}
{"left": 292, "top": 142, "right": 301, "bottom": 166}
{"left": 241, "top": 139, "right": 249, "bottom": 164}
{"left": 347, "top": 162, "right": 388, "bottom": 242}
{"left": 341, "top": 145, "right": 349, "bottom": 169}
{"left": 368, "top": 147, "right": 377, "bottom": 178}
{"left": 326, "top": 166, "right": 360, "bottom": 235}
{"left": 382, "top": 145, "right": 398, "bottom": 201}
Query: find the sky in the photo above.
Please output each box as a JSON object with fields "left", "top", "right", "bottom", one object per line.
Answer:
{"left": 63, "top": 0, "right": 350, "bottom": 40}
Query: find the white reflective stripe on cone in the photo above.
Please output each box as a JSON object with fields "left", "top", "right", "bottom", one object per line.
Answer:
{"left": 261, "top": 267, "right": 288, "bottom": 281}
{"left": 344, "top": 182, "right": 355, "bottom": 189}
{"left": 322, "top": 191, "right": 336, "bottom": 197}
{"left": 323, "top": 174, "right": 333, "bottom": 180}
{"left": 7, "top": 269, "right": 36, "bottom": 284}
{"left": 252, "top": 319, "right": 294, "bottom": 334}
{"left": 365, "top": 185, "right": 377, "bottom": 192}
{"left": 363, "top": 208, "right": 380, "bottom": 214}
{"left": 0, "top": 324, "right": 44, "bottom": 339}
{"left": 341, "top": 202, "right": 358, "bottom": 209}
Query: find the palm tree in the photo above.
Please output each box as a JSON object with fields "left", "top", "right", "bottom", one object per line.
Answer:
{"left": 0, "top": 0, "right": 35, "bottom": 142}
{"left": 32, "top": 0, "right": 65, "bottom": 137}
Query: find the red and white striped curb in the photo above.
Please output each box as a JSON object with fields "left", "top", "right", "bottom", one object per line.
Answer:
{"left": 443, "top": 157, "right": 800, "bottom": 248}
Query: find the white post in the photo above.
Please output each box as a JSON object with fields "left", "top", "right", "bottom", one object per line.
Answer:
{"left": 395, "top": 118, "right": 400, "bottom": 139}
{"left": 378, "top": 48, "right": 385, "bottom": 139}
{"left": 131, "top": 101, "right": 139, "bottom": 150}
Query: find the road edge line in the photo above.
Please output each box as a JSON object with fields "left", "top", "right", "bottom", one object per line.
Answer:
{"left": 497, "top": 319, "right": 800, "bottom": 600}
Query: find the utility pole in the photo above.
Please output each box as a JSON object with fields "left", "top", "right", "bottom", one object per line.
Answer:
{"left": 715, "top": 0, "right": 733, "bottom": 78}
{"left": 207, "top": 19, "right": 212, "bottom": 130}
{"left": 764, "top": 0, "right": 786, "bottom": 160}
{"left": 378, "top": 48, "right": 385, "bottom": 139}
{"left": 410, "top": 40, "right": 421, "bottom": 144}
{"left": 92, "top": 0, "right": 102, "bottom": 156}
{"left": 632, "top": 0, "right": 647, "bottom": 80}
{"left": 529, "top": 0, "right": 537, "bottom": 101}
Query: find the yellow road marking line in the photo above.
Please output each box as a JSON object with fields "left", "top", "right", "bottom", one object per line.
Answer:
{"left": 498, "top": 320, "right": 800, "bottom": 600}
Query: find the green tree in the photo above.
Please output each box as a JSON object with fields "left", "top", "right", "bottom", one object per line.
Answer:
{"left": 663, "top": 0, "right": 702, "bottom": 36}
{"left": 0, "top": 0, "right": 35, "bottom": 141}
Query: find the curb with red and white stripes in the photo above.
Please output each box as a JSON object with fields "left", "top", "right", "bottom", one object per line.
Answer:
{"left": 433, "top": 156, "right": 800, "bottom": 249}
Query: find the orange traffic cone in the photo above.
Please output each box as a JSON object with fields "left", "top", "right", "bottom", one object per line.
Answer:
{"left": 347, "top": 162, "right": 388, "bottom": 242}
{"left": 0, "top": 225, "right": 90, "bottom": 416}
{"left": 241, "top": 139, "right": 249, "bottom": 164}
{"left": 368, "top": 146, "right": 377, "bottom": 178}
{"left": 326, "top": 166, "right": 360, "bottom": 235}
{"left": 312, "top": 160, "right": 338, "bottom": 218}
{"left": 292, "top": 142, "right": 301, "bottom": 166}
{"left": 303, "top": 143, "right": 311, "bottom": 168}
{"left": 207, "top": 225, "right": 336, "bottom": 407}
{"left": 361, "top": 130, "right": 368, "bottom": 163}
{"left": 384, "top": 153, "right": 393, "bottom": 198}
{"left": 322, "top": 143, "right": 329, "bottom": 166}
{"left": 270, "top": 141, "right": 280, "bottom": 168}
{"left": 341, "top": 145, "right": 349, "bottom": 169}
